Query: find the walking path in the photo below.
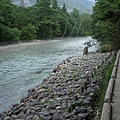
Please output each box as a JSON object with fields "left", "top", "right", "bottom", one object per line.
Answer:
{"left": 101, "top": 50, "right": 120, "bottom": 120}
{"left": 112, "top": 52, "right": 120, "bottom": 120}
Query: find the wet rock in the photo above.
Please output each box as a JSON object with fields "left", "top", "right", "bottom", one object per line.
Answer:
{"left": 64, "top": 113, "right": 72, "bottom": 119}
{"left": 53, "top": 68, "right": 59, "bottom": 73}
{"left": 26, "top": 115, "right": 34, "bottom": 120}
{"left": 11, "top": 115, "right": 19, "bottom": 119}
{"left": 13, "top": 108, "right": 21, "bottom": 115}
{"left": 28, "top": 88, "right": 34, "bottom": 93}
{"left": 43, "top": 111, "right": 50, "bottom": 116}
{"left": 50, "top": 110, "right": 57, "bottom": 115}
{"left": 3, "top": 116, "right": 11, "bottom": 120}
{"left": 47, "top": 105, "right": 56, "bottom": 110}
{"left": 87, "top": 106, "right": 94, "bottom": 113}
{"left": 33, "top": 115, "right": 40, "bottom": 120}
{"left": 73, "top": 115, "right": 79, "bottom": 120}
{"left": 26, "top": 109, "right": 31, "bottom": 115}
{"left": 17, "top": 113, "right": 25, "bottom": 118}
{"left": 0, "top": 52, "right": 116, "bottom": 120}
{"left": 78, "top": 113, "right": 89, "bottom": 119}
{"left": 73, "top": 95, "right": 78, "bottom": 101}
{"left": 45, "top": 115, "right": 53, "bottom": 120}
{"left": 53, "top": 113, "right": 61, "bottom": 120}
{"left": 74, "top": 107, "right": 87, "bottom": 115}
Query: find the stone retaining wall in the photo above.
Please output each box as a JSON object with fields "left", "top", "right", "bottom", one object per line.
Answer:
{"left": 0, "top": 52, "right": 116, "bottom": 120}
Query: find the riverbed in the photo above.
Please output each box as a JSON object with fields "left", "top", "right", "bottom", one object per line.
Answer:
{"left": 0, "top": 37, "right": 97, "bottom": 113}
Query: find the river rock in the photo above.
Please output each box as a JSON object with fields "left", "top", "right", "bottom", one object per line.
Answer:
{"left": 33, "top": 115, "right": 40, "bottom": 120}
{"left": 26, "top": 114, "right": 34, "bottom": 120}
{"left": 0, "top": 52, "right": 116, "bottom": 120}
{"left": 78, "top": 113, "right": 88, "bottom": 119}
{"left": 53, "top": 113, "right": 61, "bottom": 120}
{"left": 3, "top": 116, "right": 11, "bottom": 120}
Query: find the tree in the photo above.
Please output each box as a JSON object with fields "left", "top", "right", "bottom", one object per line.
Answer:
{"left": 0, "top": 0, "right": 93, "bottom": 44}
{"left": 0, "top": 0, "right": 21, "bottom": 43}
{"left": 62, "top": 3, "right": 67, "bottom": 13}
{"left": 92, "top": 0, "right": 120, "bottom": 51}
{"left": 21, "top": 24, "right": 37, "bottom": 40}
{"left": 36, "top": 0, "right": 61, "bottom": 39}
{"left": 0, "top": 0, "right": 14, "bottom": 27}
{"left": 0, "top": 25, "right": 21, "bottom": 42}
{"left": 52, "top": 0, "right": 59, "bottom": 10}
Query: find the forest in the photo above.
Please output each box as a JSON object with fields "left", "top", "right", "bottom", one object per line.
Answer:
{"left": 92, "top": 0, "right": 120, "bottom": 51}
{"left": 0, "top": 0, "right": 92, "bottom": 44}
{"left": 1, "top": 0, "right": 120, "bottom": 51}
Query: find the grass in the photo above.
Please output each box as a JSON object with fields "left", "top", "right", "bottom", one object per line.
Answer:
{"left": 99, "top": 57, "right": 116, "bottom": 115}
{"left": 73, "top": 74, "right": 77, "bottom": 79}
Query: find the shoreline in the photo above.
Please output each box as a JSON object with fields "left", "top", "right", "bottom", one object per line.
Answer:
{"left": 0, "top": 52, "right": 116, "bottom": 120}
{"left": 0, "top": 40, "right": 44, "bottom": 50}
{"left": 0, "top": 36, "right": 93, "bottom": 50}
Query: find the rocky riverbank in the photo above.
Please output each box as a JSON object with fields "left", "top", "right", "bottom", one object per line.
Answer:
{"left": 0, "top": 52, "right": 116, "bottom": 120}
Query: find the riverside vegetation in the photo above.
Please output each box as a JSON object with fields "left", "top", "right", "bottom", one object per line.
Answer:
{"left": 1, "top": 0, "right": 120, "bottom": 52}
{"left": 92, "top": 0, "right": 120, "bottom": 51}
{"left": 0, "top": 51, "right": 116, "bottom": 120}
{"left": 0, "top": 0, "right": 92, "bottom": 45}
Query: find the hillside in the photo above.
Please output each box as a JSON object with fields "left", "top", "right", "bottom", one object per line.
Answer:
{"left": 13, "top": 0, "right": 94, "bottom": 13}
{"left": 59, "top": 0, "right": 94, "bottom": 13}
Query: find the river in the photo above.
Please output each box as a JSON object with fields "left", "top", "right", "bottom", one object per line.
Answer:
{"left": 0, "top": 37, "right": 97, "bottom": 113}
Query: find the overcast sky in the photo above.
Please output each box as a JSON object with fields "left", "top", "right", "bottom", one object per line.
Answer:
{"left": 88, "top": 0, "right": 95, "bottom": 2}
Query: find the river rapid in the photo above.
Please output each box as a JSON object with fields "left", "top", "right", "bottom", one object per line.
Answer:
{"left": 0, "top": 37, "right": 97, "bottom": 113}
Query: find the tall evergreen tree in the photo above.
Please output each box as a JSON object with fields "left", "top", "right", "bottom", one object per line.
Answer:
{"left": 36, "top": 0, "right": 61, "bottom": 39}
{"left": 92, "top": 0, "right": 120, "bottom": 51}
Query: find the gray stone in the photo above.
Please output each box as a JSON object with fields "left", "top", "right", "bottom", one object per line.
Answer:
{"left": 0, "top": 52, "right": 115, "bottom": 120}
{"left": 53, "top": 113, "right": 61, "bottom": 120}
{"left": 17, "top": 113, "right": 25, "bottom": 118}
{"left": 33, "top": 115, "right": 40, "bottom": 120}
{"left": 74, "top": 107, "right": 87, "bottom": 115}
{"left": 26, "top": 109, "right": 31, "bottom": 115}
{"left": 11, "top": 115, "right": 19, "bottom": 119}
{"left": 50, "top": 110, "right": 57, "bottom": 115}
{"left": 73, "top": 115, "right": 79, "bottom": 120}
{"left": 26, "top": 115, "right": 34, "bottom": 120}
{"left": 87, "top": 106, "right": 94, "bottom": 113}
{"left": 65, "top": 113, "right": 72, "bottom": 119}
{"left": 3, "top": 116, "right": 12, "bottom": 120}
{"left": 45, "top": 115, "right": 53, "bottom": 120}
{"left": 43, "top": 111, "right": 50, "bottom": 116}
{"left": 47, "top": 105, "right": 56, "bottom": 110}
{"left": 78, "top": 113, "right": 88, "bottom": 118}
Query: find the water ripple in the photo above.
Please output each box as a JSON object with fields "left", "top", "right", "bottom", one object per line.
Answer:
{"left": 0, "top": 37, "right": 97, "bottom": 113}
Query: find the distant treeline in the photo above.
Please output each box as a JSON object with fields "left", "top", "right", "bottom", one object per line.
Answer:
{"left": 0, "top": 0, "right": 92, "bottom": 44}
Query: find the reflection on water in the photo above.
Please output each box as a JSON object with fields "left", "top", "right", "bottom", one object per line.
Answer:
{"left": 0, "top": 37, "right": 97, "bottom": 112}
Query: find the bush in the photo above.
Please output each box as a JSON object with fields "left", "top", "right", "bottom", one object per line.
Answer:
{"left": 0, "top": 25, "right": 21, "bottom": 42}
{"left": 10, "top": 28, "right": 21, "bottom": 41}
{"left": 21, "top": 24, "right": 37, "bottom": 40}
{"left": 100, "top": 44, "right": 112, "bottom": 53}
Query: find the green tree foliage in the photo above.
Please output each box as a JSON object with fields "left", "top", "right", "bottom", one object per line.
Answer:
{"left": 0, "top": 0, "right": 92, "bottom": 44}
{"left": 92, "top": 0, "right": 120, "bottom": 51}
{"left": 0, "top": 0, "right": 21, "bottom": 43}
{"left": 0, "top": 25, "right": 21, "bottom": 42}
{"left": 62, "top": 3, "right": 67, "bottom": 13}
{"left": 36, "top": 0, "right": 61, "bottom": 39}
{"left": 69, "top": 8, "right": 92, "bottom": 37}
{"left": 21, "top": 24, "right": 37, "bottom": 40}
